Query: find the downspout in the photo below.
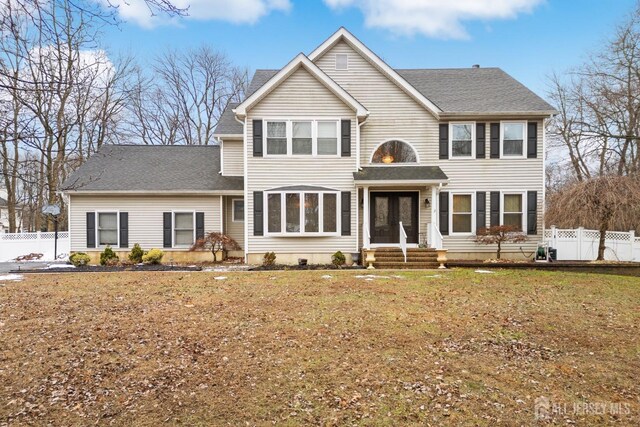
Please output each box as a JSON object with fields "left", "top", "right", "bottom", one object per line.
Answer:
{"left": 356, "top": 116, "right": 369, "bottom": 170}
{"left": 236, "top": 115, "right": 249, "bottom": 261}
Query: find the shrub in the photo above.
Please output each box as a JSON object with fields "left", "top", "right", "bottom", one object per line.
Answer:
{"left": 263, "top": 251, "right": 276, "bottom": 266}
{"left": 142, "top": 248, "right": 164, "bottom": 264}
{"left": 190, "top": 232, "right": 240, "bottom": 262}
{"left": 69, "top": 252, "right": 91, "bottom": 267}
{"left": 99, "top": 246, "right": 119, "bottom": 266}
{"left": 331, "top": 251, "right": 346, "bottom": 268}
{"left": 128, "top": 243, "right": 144, "bottom": 263}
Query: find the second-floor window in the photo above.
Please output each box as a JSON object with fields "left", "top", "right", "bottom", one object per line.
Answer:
{"left": 264, "top": 119, "right": 340, "bottom": 156}
{"left": 501, "top": 122, "right": 526, "bottom": 158}
{"left": 450, "top": 123, "right": 474, "bottom": 158}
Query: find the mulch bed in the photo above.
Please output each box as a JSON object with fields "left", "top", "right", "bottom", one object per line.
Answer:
{"left": 250, "top": 264, "right": 364, "bottom": 271}
{"left": 11, "top": 264, "right": 203, "bottom": 273}
{"left": 448, "top": 260, "right": 640, "bottom": 276}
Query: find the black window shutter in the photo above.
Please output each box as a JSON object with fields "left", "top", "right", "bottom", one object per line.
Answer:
{"left": 341, "top": 191, "right": 351, "bottom": 236}
{"left": 439, "top": 123, "right": 448, "bottom": 159}
{"left": 476, "top": 192, "right": 486, "bottom": 233}
{"left": 119, "top": 212, "right": 128, "bottom": 248}
{"left": 527, "top": 191, "right": 538, "bottom": 235}
{"left": 341, "top": 119, "right": 351, "bottom": 157}
{"left": 253, "top": 120, "right": 263, "bottom": 157}
{"left": 254, "top": 191, "right": 264, "bottom": 236}
{"left": 476, "top": 123, "right": 486, "bottom": 159}
{"left": 490, "top": 192, "right": 500, "bottom": 227}
{"left": 439, "top": 191, "right": 449, "bottom": 235}
{"left": 490, "top": 123, "right": 500, "bottom": 159}
{"left": 527, "top": 122, "right": 538, "bottom": 159}
{"left": 195, "top": 212, "right": 205, "bottom": 241}
{"left": 163, "top": 212, "right": 172, "bottom": 248}
{"left": 86, "top": 212, "right": 95, "bottom": 248}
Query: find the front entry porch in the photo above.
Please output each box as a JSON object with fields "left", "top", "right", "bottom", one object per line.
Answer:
{"left": 354, "top": 166, "right": 449, "bottom": 268}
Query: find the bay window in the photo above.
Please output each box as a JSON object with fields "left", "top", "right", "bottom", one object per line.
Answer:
{"left": 97, "top": 212, "right": 118, "bottom": 246}
{"left": 503, "top": 193, "right": 524, "bottom": 231}
{"left": 451, "top": 194, "right": 473, "bottom": 234}
{"left": 267, "top": 194, "right": 282, "bottom": 233}
{"left": 265, "top": 191, "right": 339, "bottom": 235}
{"left": 502, "top": 122, "right": 525, "bottom": 157}
{"left": 263, "top": 119, "right": 340, "bottom": 156}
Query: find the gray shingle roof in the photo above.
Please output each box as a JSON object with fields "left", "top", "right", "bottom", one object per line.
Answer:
{"left": 0, "top": 196, "right": 7, "bottom": 207}
{"left": 62, "top": 145, "right": 243, "bottom": 193}
{"left": 215, "top": 102, "right": 241, "bottom": 136}
{"left": 353, "top": 166, "right": 448, "bottom": 182}
{"left": 397, "top": 68, "right": 555, "bottom": 113}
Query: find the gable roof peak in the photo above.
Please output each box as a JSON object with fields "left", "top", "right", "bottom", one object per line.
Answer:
{"left": 233, "top": 52, "right": 368, "bottom": 118}
{"left": 309, "top": 27, "right": 442, "bottom": 117}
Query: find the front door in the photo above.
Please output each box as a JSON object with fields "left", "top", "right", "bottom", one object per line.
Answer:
{"left": 370, "top": 192, "right": 419, "bottom": 244}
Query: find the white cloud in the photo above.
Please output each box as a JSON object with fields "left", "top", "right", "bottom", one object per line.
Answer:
{"left": 103, "top": 0, "right": 291, "bottom": 28}
{"left": 324, "top": 0, "right": 544, "bottom": 39}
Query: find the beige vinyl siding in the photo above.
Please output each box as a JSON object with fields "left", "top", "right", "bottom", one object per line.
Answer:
{"left": 69, "top": 195, "right": 221, "bottom": 251}
{"left": 246, "top": 66, "right": 358, "bottom": 254}
{"left": 316, "top": 41, "right": 544, "bottom": 255}
{"left": 224, "top": 196, "right": 244, "bottom": 249}
{"left": 222, "top": 139, "right": 243, "bottom": 176}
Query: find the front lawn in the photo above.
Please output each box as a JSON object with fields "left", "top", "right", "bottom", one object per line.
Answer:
{"left": 1, "top": 269, "right": 638, "bottom": 425}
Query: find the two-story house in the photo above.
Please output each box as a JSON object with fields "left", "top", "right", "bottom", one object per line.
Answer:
{"left": 62, "top": 28, "right": 556, "bottom": 265}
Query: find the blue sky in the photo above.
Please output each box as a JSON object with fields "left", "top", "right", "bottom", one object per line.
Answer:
{"left": 102, "top": 0, "right": 637, "bottom": 98}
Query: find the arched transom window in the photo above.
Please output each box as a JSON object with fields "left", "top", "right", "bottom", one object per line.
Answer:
{"left": 371, "top": 140, "right": 418, "bottom": 164}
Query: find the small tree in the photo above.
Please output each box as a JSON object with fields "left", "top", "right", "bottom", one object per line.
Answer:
{"left": 190, "top": 232, "right": 240, "bottom": 262}
{"left": 474, "top": 225, "right": 527, "bottom": 259}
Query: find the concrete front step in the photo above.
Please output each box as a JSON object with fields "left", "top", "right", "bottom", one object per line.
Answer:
{"left": 373, "top": 247, "right": 436, "bottom": 253}
{"left": 372, "top": 261, "right": 440, "bottom": 269}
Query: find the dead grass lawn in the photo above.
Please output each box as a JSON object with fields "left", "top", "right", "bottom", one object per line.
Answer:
{"left": 0, "top": 269, "right": 639, "bottom": 426}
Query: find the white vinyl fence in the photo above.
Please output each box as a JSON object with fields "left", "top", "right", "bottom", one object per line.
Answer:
{"left": 544, "top": 226, "right": 640, "bottom": 262}
{"left": 0, "top": 231, "right": 69, "bottom": 262}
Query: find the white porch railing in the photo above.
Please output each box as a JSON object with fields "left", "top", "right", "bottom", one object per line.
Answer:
{"left": 427, "top": 222, "right": 443, "bottom": 250}
{"left": 399, "top": 221, "right": 407, "bottom": 262}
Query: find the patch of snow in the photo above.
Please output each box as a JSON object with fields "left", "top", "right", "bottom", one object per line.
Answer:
{"left": 355, "top": 275, "right": 390, "bottom": 279}
{"left": 46, "top": 264, "right": 75, "bottom": 269}
{"left": 475, "top": 269, "right": 494, "bottom": 274}
{"left": 214, "top": 276, "right": 227, "bottom": 280}
{"left": 0, "top": 274, "right": 23, "bottom": 282}
{"left": 424, "top": 274, "right": 442, "bottom": 278}
{"left": 321, "top": 275, "right": 333, "bottom": 279}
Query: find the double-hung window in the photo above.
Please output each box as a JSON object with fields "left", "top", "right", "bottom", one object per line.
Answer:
{"left": 451, "top": 194, "right": 473, "bottom": 234}
{"left": 317, "top": 121, "right": 338, "bottom": 155}
{"left": 173, "top": 212, "right": 195, "bottom": 246}
{"left": 97, "top": 212, "right": 118, "bottom": 246}
{"left": 502, "top": 122, "right": 526, "bottom": 157}
{"left": 450, "top": 123, "right": 474, "bottom": 158}
{"left": 266, "top": 191, "right": 339, "bottom": 235}
{"left": 266, "top": 121, "right": 287, "bottom": 155}
{"left": 263, "top": 119, "right": 339, "bottom": 156}
{"left": 502, "top": 193, "right": 524, "bottom": 231}
{"left": 292, "top": 121, "right": 312, "bottom": 155}
{"left": 232, "top": 199, "right": 244, "bottom": 222}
